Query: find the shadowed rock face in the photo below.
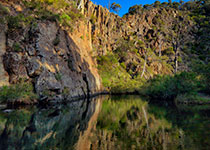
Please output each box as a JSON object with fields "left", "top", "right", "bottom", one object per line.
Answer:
{"left": 2, "top": 20, "right": 102, "bottom": 101}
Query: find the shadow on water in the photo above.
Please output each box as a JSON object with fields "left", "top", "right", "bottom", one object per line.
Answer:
{"left": 0, "top": 95, "right": 209, "bottom": 150}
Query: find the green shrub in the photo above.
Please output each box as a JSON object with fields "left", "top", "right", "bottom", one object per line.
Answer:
{"left": 143, "top": 72, "right": 200, "bottom": 101}
{"left": 0, "top": 82, "right": 37, "bottom": 104}
{"left": 193, "top": 63, "right": 210, "bottom": 94}
{"left": 97, "top": 53, "right": 145, "bottom": 93}
{"left": 7, "top": 14, "right": 35, "bottom": 31}
{"left": 59, "top": 13, "right": 72, "bottom": 27}
{"left": 55, "top": 72, "right": 62, "bottom": 81}
{"left": 7, "top": 16, "right": 22, "bottom": 30}
{"left": 0, "top": 4, "right": 10, "bottom": 14}
{"left": 12, "top": 42, "right": 22, "bottom": 52}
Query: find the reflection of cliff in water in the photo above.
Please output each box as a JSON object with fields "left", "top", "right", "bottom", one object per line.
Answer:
{"left": 0, "top": 96, "right": 104, "bottom": 150}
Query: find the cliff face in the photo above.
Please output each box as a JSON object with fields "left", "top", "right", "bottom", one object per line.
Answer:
{"left": 0, "top": 1, "right": 103, "bottom": 102}
{"left": 83, "top": 0, "right": 194, "bottom": 77}
{"left": 83, "top": 0, "right": 192, "bottom": 54}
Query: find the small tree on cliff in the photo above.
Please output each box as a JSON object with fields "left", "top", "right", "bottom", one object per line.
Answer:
{"left": 169, "top": 14, "right": 191, "bottom": 73}
{"left": 110, "top": 2, "right": 122, "bottom": 14}
{"left": 168, "top": 0, "right": 172, "bottom": 5}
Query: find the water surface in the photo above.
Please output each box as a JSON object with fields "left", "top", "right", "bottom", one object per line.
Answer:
{"left": 0, "top": 95, "right": 209, "bottom": 150}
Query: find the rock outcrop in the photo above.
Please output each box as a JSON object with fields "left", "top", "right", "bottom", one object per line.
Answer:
{"left": 3, "top": 20, "right": 102, "bottom": 101}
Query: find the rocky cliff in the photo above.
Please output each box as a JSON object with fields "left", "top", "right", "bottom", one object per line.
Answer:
{"left": 83, "top": 0, "right": 194, "bottom": 72}
{"left": 0, "top": 0, "right": 103, "bottom": 103}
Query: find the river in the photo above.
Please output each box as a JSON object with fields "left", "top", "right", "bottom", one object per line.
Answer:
{"left": 0, "top": 95, "right": 209, "bottom": 150}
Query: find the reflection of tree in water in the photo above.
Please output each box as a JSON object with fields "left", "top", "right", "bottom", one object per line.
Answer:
{"left": 89, "top": 95, "right": 210, "bottom": 150}
{"left": 148, "top": 102, "right": 210, "bottom": 150}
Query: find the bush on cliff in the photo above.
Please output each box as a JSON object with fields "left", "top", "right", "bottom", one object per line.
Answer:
{"left": 0, "top": 82, "right": 37, "bottom": 105}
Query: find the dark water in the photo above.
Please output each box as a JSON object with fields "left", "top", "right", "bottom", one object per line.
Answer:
{"left": 0, "top": 95, "right": 210, "bottom": 150}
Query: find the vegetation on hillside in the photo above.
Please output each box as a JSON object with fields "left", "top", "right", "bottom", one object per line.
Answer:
{"left": 0, "top": 0, "right": 84, "bottom": 32}
{"left": 97, "top": 0, "right": 210, "bottom": 103}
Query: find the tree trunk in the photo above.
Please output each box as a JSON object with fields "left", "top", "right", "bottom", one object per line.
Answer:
{"left": 173, "top": 42, "right": 178, "bottom": 73}
{"left": 159, "top": 43, "right": 162, "bottom": 57}
{"left": 159, "top": 35, "right": 162, "bottom": 57}
{"left": 141, "top": 56, "right": 147, "bottom": 78}
{"left": 77, "top": 0, "right": 83, "bottom": 9}
{"left": 175, "top": 49, "right": 178, "bottom": 73}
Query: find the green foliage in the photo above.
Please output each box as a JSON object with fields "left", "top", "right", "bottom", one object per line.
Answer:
{"left": 90, "top": 14, "right": 97, "bottom": 24}
{"left": 0, "top": 82, "right": 37, "bottom": 104}
{"left": 62, "top": 86, "right": 69, "bottom": 96}
{"left": 55, "top": 72, "right": 62, "bottom": 81}
{"left": 6, "top": 14, "right": 36, "bottom": 32}
{"left": 110, "top": 2, "right": 121, "bottom": 13}
{"left": 192, "top": 63, "right": 210, "bottom": 93}
{"left": 21, "top": 0, "right": 84, "bottom": 31}
{"left": 59, "top": 13, "right": 72, "bottom": 26}
{"left": 80, "top": 35, "right": 84, "bottom": 39}
{"left": 7, "top": 15, "right": 23, "bottom": 30}
{"left": 12, "top": 42, "right": 22, "bottom": 52}
{"left": 142, "top": 72, "right": 200, "bottom": 101}
{"left": 97, "top": 53, "right": 145, "bottom": 93}
{"left": 128, "top": 4, "right": 143, "bottom": 15}
{"left": 0, "top": 3, "right": 10, "bottom": 14}
{"left": 53, "top": 36, "right": 60, "bottom": 46}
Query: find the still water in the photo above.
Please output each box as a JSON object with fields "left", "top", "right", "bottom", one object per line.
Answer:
{"left": 0, "top": 95, "right": 209, "bottom": 150}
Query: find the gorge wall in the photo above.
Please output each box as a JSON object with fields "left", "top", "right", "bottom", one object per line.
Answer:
{"left": 0, "top": 0, "right": 205, "bottom": 101}
{"left": 82, "top": 0, "right": 195, "bottom": 78}
{"left": 0, "top": 0, "right": 103, "bottom": 102}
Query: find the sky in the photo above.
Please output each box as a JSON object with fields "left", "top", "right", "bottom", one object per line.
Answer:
{"left": 91, "top": 0, "right": 188, "bottom": 17}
